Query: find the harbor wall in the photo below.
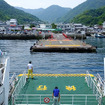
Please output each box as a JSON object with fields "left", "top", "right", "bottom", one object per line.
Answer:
{"left": 0, "top": 33, "right": 86, "bottom": 40}
{"left": 0, "top": 34, "right": 51, "bottom": 40}
{"left": 65, "top": 33, "right": 86, "bottom": 39}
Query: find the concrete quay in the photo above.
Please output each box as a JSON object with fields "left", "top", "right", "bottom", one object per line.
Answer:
{"left": 0, "top": 32, "right": 86, "bottom": 40}
{"left": 0, "top": 33, "right": 51, "bottom": 40}
{"left": 65, "top": 33, "right": 86, "bottom": 39}
{"left": 30, "top": 34, "right": 96, "bottom": 53}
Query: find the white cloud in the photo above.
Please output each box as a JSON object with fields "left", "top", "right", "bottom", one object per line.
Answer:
{"left": 4, "top": 0, "right": 86, "bottom": 9}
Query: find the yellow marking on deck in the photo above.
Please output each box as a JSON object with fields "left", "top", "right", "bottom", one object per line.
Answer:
{"left": 18, "top": 74, "right": 94, "bottom": 77}
{"left": 45, "top": 45, "right": 81, "bottom": 47}
{"left": 66, "top": 86, "right": 76, "bottom": 91}
{"left": 37, "top": 85, "right": 47, "bottom": 90}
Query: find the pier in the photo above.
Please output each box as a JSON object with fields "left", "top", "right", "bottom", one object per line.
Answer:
{"left": 30, "top": 33, "right": 96, "bottom": 53}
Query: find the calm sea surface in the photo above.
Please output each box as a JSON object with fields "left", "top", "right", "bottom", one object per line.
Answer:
{"left": 0, "top": 37, "right": 105, "bottom": 77}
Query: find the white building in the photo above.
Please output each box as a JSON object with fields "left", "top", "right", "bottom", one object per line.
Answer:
{"left": 56, "top": 23, "right": 86, "bottom": 32}
{"left": 102, "top": 21, "right": 105, "bottom": 32}
{"left": 103, "top": 22, "right": 105, "bottom": 29}
{"left": 57, "top": 24, "right": 71, "bottom": 31}
{"left": 39, "top": 24, "right": 52, "bottom": 29}
{"left": 0, "top": 21, "right": 5, "bottom": 25}
{"left": 0, "top": 26, "right": 5, "bottom": 31}
{"left": 38, "top": 23, "right": 87, "bottom": 32}
{"left": 73, "top": 24, "right": 83, "bottom": 29}
{"left": 9, "top": 19, "right": 17, "bottom": 26}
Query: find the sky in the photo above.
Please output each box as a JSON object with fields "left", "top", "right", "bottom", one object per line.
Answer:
{"left": 4, "top": 0, "right": 86, "bottom": 9}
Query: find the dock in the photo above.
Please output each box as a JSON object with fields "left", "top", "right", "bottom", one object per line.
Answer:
{"left": 30, "top": 33, "right": 96, "bottom": 53}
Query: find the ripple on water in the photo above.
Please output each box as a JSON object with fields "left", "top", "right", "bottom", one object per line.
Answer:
{"left": 0, "top": 38, "right": 105, "bottom": 77}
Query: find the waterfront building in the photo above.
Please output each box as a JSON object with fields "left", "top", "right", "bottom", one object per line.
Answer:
{"left": 0, "top": 21, "right": 5, "bottom": 26}
{"left": 57, "top": 23, "right": 71, "bottom": 32}
{"left": 6, "top": 19, "right": 17, "bottom": 27}
{"left": 103, "top": 21, "right": 105, "bottom": 28}
{"left": 39, "top": 24, "right": 52, "bottom": 29}
{"left": 73, "top": 23, "right": 86, "bottom": 31}
{"left": 56, "top": 23, "right": 87, "bottom": 32}
{"left": 6, "top": 21, "right": 10, "bottom": 26}
{"left": 103, "top": 21, "right": 105, "bottom": 31}
{"left": 9, "top": 19, "right": 17, "bottom": 27}
{"left": 0, "top": 21, "right": 6, "bottom": 33}
{"left": 24, "top": 26, "right": 31, "bottom": 30}
{"left": 0, "top": 26, "right": 6, "bottom": 31}
{"left": 36, "top": 23, "right": 87, "bottom": 33}
{"left": 102, "top": 22, "right": 105, "bottom": 32}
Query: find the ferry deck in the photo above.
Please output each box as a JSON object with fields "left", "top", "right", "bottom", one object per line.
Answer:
{"left": 8, "top": 72, "right": 105, "bottom": 105}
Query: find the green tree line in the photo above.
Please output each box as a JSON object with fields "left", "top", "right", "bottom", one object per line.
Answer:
{"left": 71, "top": 6, "right": 105, "bottom": 25}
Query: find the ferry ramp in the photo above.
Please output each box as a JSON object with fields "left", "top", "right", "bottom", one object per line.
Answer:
{"left": 9, "top": 73, "right": 102, "bottom": 105}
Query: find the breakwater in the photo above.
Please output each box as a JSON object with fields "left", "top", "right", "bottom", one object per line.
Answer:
{"left": 0, "top": 33, "right": 51, "bottom": 40}
{"left": 0, "top": 32, "right": 86, "bottom": 40}
{"left": 65, "top": 33, "right": 86, "bottom": 39}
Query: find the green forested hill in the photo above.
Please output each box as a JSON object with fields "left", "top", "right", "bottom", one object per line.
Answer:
{"left": 16, "top": 5, "right": 71, "bottom": 23}
{"left": 71, "top": 6, "right": 105, "bottom": 25}
{"left": 0, "top": 0, "right": 40, "bottom": 24}
{"left": 33, "top": 5, "right": 71, "bottom": 23}
{"left": 58, "top": 0, "right": 105, "bottom": 23}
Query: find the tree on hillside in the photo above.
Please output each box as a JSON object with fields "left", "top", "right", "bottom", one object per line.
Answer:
{"left": 71, "top": 6, "right": 105, "bottom": 25}
{"left": 30, "top": 24, "right": 35, "bottom": 28}
{"left": 51, "top": 23, "right": 57, "bottom": 29}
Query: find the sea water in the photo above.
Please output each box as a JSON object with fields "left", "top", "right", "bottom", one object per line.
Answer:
{"left": 0, "top": 37, "right": 105, "bottom": 77}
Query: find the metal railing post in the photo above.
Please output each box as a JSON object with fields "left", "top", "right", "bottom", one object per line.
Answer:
{"left": 96, "top": 91, "right": 98, "bottom": 100}
{"left": 12, "top": 94, "right": 14, "bottom": 105}
{"left": 72, "top": 95, "right": 74, "bottom": 105}
{"left": 26, "top": 95, "right": 28, "bottom": 105}
{"left": 98, "top": 95, "right": 102, "bottom": 105}
{"left": 93, "top": 83, "right": 95, "bottom": 94}
{"left": 85, "top": 96, "right": 87, "bottom": 105}
{"left": 87, "top": 75, "right": 89, "bottom": 87}
{"left": 40, "top": 95, "right": 41, "bottom": 105}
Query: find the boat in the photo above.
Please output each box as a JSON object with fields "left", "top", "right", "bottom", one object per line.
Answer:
{"left": 0, "top": 56, "right": 9, "bottom": 105}
{"left": 1, "top": 57, "right": 105, "bottom": 105}
{"left": 0, "top": 54, "right": 16, "bottom": 105}
{"left": 95, "top": 33, "right": 105, "bottom": 38}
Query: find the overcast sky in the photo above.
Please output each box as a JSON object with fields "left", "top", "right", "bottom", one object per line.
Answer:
{"left": 4, "top": 0, "right": 86, "bottom": 9}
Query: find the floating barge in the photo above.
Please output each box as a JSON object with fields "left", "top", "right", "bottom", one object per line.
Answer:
{"left": 30, "top": 39, "right": 96, "bottom": 53}
{"left": 30, "top": 33, "right": 96, "bottom": 53}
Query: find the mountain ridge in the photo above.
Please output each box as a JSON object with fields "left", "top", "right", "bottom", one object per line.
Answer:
{"left": 0, "top": 0, "right": 40, "bottom": 24}
{"left": 15, "top": 5, "right": 71, "bottom": 23}
{"left": 71, "top": 6, "right": 105, "bottom": 25}
{"left": 58, "top": 0, "right": 105, "bottom": 23}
